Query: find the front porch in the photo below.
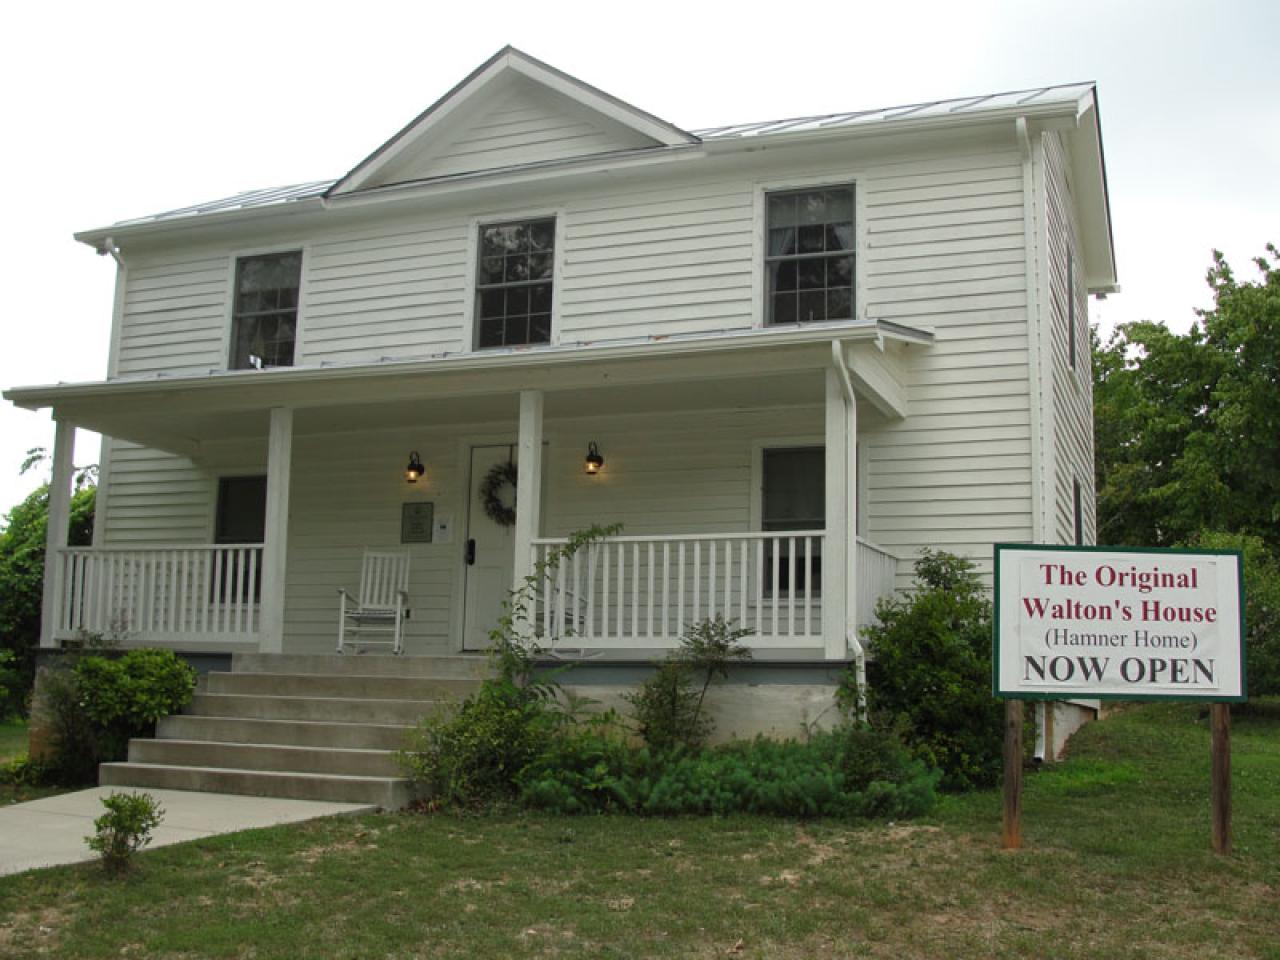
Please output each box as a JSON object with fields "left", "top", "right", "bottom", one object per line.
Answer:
{"left": 24, "top": 323, "right": 925, "bottom": 663}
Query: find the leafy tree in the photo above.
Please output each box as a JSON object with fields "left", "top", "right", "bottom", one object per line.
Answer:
{"left": 0, "top": 451, "right": 96, "bottom": 710}
{"left": 1094, "top": 246, "right": 1280, "bottom": 549}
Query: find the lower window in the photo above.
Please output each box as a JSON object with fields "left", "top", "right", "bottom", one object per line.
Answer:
{"left": 762, "top": 446, "right": 824, "bottom": 594}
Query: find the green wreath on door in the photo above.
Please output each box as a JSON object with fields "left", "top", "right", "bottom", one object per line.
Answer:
{"left": 480, "top": 461, "right": 518, "bottom": 527}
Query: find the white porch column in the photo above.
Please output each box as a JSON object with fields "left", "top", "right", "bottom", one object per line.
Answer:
{"left": 845, "top": 374, "right": 859, "bottom": 644}
{"left": 823, "top": 368, "right": 849, "bottom": 660}
{"left": 259, "top": 407, "right": 293, "bottom": 653}
{"left": 513, "top": 390, "right": 544, "bottom": 591}
{"left": 39, "top": 419, "right": 76, "bottom": 648}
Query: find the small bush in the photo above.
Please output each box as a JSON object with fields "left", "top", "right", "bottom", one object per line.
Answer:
{"left": 624, "top": 660, "right": 706, "bottom": 753}
{"left": 626, "top": 615, "right": 751, "bottom": 752}
{"left": 862, "top": 550, "right": 1004, "bottom": 791}
{"left": 399, "top": 526, "right": 618, "bottom": 807}
{"left": 74, "top": 649, "right": 197, "bottom": 758}
{"left": 399, "top": 677, "right": 561, "bottom": 806}
{"left": 86, "top": 791, "right": 164, "bottom": 875}
{"left": 519, "top": 724, "right": 938, "bottom": 819}
{"left": 0, "top": 752, "right": 49, "bottom": 787}
{"left": 39, "top": 649, "right": 196, "bottom": 786}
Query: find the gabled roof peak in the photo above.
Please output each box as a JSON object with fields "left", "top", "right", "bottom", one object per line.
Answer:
{"left": 327, "top": 46, "right": 698, "bottom": 197}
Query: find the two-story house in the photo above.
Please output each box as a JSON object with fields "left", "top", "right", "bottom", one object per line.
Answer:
{"left": 6, "top": 49, "right": 1115, "bottom": 800}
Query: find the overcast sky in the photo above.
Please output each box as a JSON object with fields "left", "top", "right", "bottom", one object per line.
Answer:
{"left": 1, "top": 0, "right": 1277, "bottom": 514}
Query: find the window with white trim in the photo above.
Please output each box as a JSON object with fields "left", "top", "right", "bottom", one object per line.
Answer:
{"left": 765, "top": 187, "right": 855, "bottom": 325}
{"left": 230, "top": 252, "right": 301, "bottom": 370}
{"left": 474, "top": 218, "right": 555, "bottom": 349}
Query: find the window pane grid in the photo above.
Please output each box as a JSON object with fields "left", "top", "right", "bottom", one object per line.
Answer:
{"left": 475, "top": 217, "right": 555, "bottom": 349}
{"left": 765, "top": 187, "right": 854, "bottom": 326}
{"left": 231, "top": 252, "right": 300, "bottom": 370}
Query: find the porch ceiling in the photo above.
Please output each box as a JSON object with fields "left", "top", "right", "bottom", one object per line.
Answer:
{"left": 6, "top": 320, "right": 927, "bottom": 456}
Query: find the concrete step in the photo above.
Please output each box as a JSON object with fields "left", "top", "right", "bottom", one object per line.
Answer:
{"left": 186, "top": 693, "right": 439, "bottom": 725}
{"left": 231, "top": 653, "right": 493, "bottom": 679}
{"left": 204, "top": 672, "right": 481, "bottom": 701}
{"left": 157, "top": 715, "right": 412, "bottom": 751}
{"left": 99, "top": 762, "right": 412, "bottom": 807}
{"left": 128, "top": 739, "right": 402, "bottom": 778}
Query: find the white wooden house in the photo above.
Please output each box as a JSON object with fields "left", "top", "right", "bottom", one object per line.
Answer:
{"left": 7, "top": 49, "right": 1114, "bottom": 763}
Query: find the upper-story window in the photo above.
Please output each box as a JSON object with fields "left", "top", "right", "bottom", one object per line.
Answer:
{"left": 766, "top": 187, "right": 855, "bottom": 325}
{"left": 475, "top": 218, "right": 555, "bottom": 349}
{"left": 230, "top": 251, "right": 301, "bottom": 370}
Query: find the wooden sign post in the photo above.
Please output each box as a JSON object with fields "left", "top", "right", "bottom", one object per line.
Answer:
{"left": 1211, "top": 702, "right": 1231, "bottom": 855}
{"left": 1002, "top": 700, "right": 1023, "bottom": 849}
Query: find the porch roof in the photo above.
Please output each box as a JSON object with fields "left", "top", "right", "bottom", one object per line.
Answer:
{"left": 5, "top": 319, "right": 930, "bottom": 458}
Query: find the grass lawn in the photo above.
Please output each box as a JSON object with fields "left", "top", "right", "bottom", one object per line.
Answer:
{"left": 0, "top": 702, "right": 1277, "bottom": 959}
{"left": 0, "top": 720, "right": 27, "bottom": 763}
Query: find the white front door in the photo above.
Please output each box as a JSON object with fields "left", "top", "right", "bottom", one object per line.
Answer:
{"left": 462, "top": 444, "right": 517, "bottom": 650}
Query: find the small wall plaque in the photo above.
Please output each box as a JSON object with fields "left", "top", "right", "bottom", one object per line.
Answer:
{"left": 401, "top": 502, "right": 435, "bottom": 544}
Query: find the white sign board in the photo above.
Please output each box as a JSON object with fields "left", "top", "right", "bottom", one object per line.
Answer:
{"left": 994, "top": 545, "right": 1245, "bottom": 701}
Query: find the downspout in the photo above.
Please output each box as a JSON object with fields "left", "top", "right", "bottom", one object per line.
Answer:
{"left": 831, "top": 340, "right": 866, "bottom": 715}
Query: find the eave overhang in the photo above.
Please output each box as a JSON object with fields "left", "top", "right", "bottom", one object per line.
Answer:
{"left": 6, "top": 320, "right": 931, "bottom": 455}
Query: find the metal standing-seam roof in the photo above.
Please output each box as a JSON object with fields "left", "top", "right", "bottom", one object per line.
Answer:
{"left": 691, "top": 82, "right": 1095, "bottom": 140}
{"left": 97, "top": 82, "right": 1096, "bottom": 231}
{"left": 110, "top": 180, "right": 334, "bottom": 228}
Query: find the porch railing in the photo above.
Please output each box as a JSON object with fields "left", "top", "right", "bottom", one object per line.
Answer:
{"left": 54, "top": 544, "right": 264, "bottom": 642}
{"left": 530, "top": 532, "right": 897, "bottom": 649}
{"left": 856, "top": 536, "right": 899, "bottom": 627}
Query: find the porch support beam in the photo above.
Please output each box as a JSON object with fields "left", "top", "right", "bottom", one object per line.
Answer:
{"left": 259, "top": 407, "right": 293, "bottom": 653}
{"left": 513, "top": 390, "right": 544, "bottom": 600}
{"left": 39, "top": 419, "right": 76, "bottom": 648}
{"left": 823, "top": 368, "right": 849, "bottom": 660}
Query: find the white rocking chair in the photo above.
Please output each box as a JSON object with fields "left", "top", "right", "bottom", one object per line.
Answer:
{"left": 337, "top": 550, "right": 411, "bottom": 654}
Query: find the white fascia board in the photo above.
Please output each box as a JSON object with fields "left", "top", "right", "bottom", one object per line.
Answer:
{"left": 5, "top": 320, "right": 892, "bottom": 412}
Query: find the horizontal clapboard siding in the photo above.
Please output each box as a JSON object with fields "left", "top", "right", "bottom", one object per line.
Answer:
{"left": 116, "top": 256, "right": 227, "bottom": 377}
{"left": 100, "top": 441, "right": 216, "bottom": 546}
{"left": 300, "top": 219, "right": 469, "bottom": 364}
{"left": 861, "top": 148, "right": 1032, "bottom": 582}
{"left": 1044, "top": 132, "right": 1096, "bottom": 546}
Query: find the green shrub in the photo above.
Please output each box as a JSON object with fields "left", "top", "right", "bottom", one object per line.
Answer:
{"left": 399, "top": 677, "right": 562, "bottom": 806}
{"left": 0, "top": 752, "right": 49, "bottom": 787}
{"left": 40, "top": 649, "right": 196, "bottom": 786}
{"left": 861, "top": 550, "right": 1004, "bottom": 791}
{"left": 518, "top": 724, "right": 938, "bottom": 819}
{"left": 625, "top": 615, "right": 752, "bottom": 752}
{"left": 73, "top": 649, "right": 196, "bottom": 758}
{"left": 1188, "top": 531, "right": 1280, "bottom": 697}
{"left": 398, "top": 525, "right": 619, "bottom": 807}
{"left": 85, "top": 791, "right": 164, "bottom": 875}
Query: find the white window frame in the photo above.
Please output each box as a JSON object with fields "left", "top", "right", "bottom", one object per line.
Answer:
{"left": 220, "top": 242, "right": 310, "bottom": 371}
{"left": 461, "top": 207, "right": 566, "bottom": 353}
{"left": 750, "top": 173, "right": 866, "bottom": 330}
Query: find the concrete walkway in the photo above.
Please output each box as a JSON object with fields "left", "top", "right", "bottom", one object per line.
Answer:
{"left": 0, "top": 787, "right": 374, "bottom": 876}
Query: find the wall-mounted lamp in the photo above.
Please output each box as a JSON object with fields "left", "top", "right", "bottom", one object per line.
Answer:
{"left": 584, "top": 441, "right": 604, "bottom": 475}
{"left": 405, "top": 451, "right": 425, "bottom": 483}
